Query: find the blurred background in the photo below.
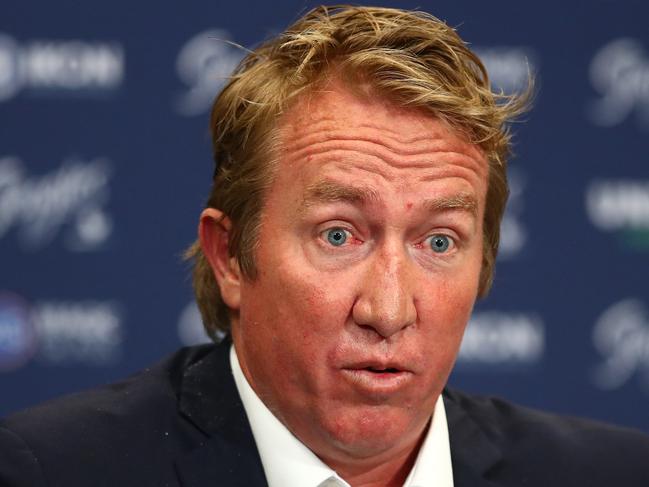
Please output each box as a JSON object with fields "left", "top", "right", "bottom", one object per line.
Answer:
{"left": 1, "top": 0, "right": 648, "bottom": 431}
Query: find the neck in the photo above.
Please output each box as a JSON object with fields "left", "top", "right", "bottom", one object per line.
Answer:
{"left": 319, "top": 423, "right": 428, "bottom": 487}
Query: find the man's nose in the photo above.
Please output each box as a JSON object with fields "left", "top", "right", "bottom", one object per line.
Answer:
{"left": 351, "top": 244, "right": 417, "bottom": 338}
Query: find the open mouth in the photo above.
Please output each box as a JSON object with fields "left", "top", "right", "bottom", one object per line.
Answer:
{"left": 364, "top": 366, "right": 400, "bottom": 374}
{"left": 341, "top": 365, "right": 412, "bottom": 394}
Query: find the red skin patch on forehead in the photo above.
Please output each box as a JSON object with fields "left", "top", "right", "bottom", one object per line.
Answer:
{"left": 406, "top": 202, "right": 413, "bottom": 210}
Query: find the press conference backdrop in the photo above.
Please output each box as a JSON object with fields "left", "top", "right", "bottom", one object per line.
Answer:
{"left": 1, "top": 0, "right": 648, "bottom": 432}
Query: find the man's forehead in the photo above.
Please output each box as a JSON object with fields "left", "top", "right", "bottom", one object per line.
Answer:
{"left": 277, "top": 79, "right": 486, "bottom": 166}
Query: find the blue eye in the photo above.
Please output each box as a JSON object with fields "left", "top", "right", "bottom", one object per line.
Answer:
{"left": 429, "top": 235, "right": 451, "bottom": 253}
{"left": 326, "top": 228, "right": 348, "bottom": 246}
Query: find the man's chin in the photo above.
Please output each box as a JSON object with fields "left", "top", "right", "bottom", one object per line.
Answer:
{"left": 315, "top": 406, "right": 428, "bottom": 461}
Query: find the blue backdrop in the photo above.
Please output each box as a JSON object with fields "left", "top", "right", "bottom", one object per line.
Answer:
{"left": 2, "top": 0, "right": 648, "bottom": 432}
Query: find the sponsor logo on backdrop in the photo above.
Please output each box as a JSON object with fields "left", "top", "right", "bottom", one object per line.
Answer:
{"left": 34, "top": 301, "right": 123, "bottom": 364}
{"left": 0, "top": 293, "right": 123, "bottom": 371}
{"left": 457, "top": 311, "right": 545, "bottom": 367}
{"left": 0, "top": 33, "right": 123, "bottom": 102}
{"left": 499, "top": 167, "right": 527, "bottom": 258}
{"left": 175, "top": 29, "right": 244, "bottom": 116}
{"left": 592, "top": 299, "right": 649, "bottom": 390}
{"left": 474, "top": 46, "right": 536, "bottom": 94}
{"left": 0, "top": 294, "right": 38, "bottom": 371}
{"left": 586, "top": 179, "right": 649, "bottom": 249}
{"left": 588, "top": 38, "right": 649, "bottom": 128}
{"left": 0, "top": 156, "right": 113, "bottom": 251}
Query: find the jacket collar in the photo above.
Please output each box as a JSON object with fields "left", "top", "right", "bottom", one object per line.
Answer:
{"left": 175, "top": 337, "right": 268, "bottom": 486}
{"left": 444, "top": 389, "right": 503, "bottom": 486}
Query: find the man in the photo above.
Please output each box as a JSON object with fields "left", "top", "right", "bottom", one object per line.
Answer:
{"left": 1, "top": 5, "right": 648, "bottom": 487}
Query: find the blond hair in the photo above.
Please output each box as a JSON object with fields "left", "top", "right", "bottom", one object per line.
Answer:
{"left": 186, "top": 5, "right": 531, "bottom": 339}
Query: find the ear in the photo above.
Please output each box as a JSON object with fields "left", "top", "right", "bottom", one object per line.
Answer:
{"left": 199, "top": 208, "right": 241, "bottom": 310}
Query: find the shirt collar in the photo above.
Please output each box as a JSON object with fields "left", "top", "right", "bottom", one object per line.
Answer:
{"left": 403, "top": 392, "right": 454, "bottom": 486}
{"left": 230, "top": 345, "right": 453, "bottom": 487}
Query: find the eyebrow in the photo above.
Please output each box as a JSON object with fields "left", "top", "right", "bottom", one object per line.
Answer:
{"left": 423, "top": 193, "right": 478, "bottom": 217}
{"left": 301, "top": 180, "right": 381, "bottom": 208}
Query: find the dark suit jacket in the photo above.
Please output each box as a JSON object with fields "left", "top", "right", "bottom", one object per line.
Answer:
{"left": 1, "top": 339, "right": 648, "bottom": 486}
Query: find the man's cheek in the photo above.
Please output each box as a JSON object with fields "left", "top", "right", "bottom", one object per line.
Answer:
{"left": 280, "top": 273, "right": 352, "bottom": 323}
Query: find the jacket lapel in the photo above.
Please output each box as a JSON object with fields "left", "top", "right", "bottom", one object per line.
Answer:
{"left": 444, "top": 389, "right": 503, "bottom": 487}
{"left": 175, "top": 338, "right": 267, "bottom": 487}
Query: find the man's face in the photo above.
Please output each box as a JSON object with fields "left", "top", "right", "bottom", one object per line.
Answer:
{"left": 231, "top": 82, "right": 487, "bottom": 464}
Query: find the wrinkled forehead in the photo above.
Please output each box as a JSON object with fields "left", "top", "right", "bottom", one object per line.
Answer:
{"left": 276, "top": 78, "right": 487, "bottom": 168}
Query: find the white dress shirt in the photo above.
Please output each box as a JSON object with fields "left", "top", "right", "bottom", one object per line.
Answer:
{"left": 230, "top": 345, "right": 454, "bottom": 487}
